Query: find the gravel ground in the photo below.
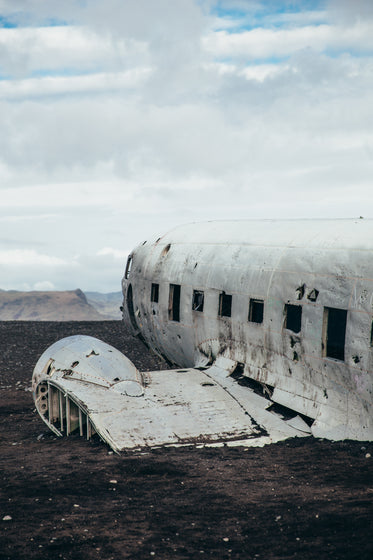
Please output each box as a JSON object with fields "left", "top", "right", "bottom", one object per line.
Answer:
{"left": 0, "top": 321, "right": 372, "bottom": 560}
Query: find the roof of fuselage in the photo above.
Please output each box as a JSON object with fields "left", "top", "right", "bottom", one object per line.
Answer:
{"left": 147, "top": 219, "right": 373, "bottom": 252}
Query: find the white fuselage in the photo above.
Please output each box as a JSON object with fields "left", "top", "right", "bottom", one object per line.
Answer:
{"left": 122, "top": 219, "right": 373, "bottom": 441}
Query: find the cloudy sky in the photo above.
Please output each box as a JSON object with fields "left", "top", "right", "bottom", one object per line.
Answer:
{"left": 1, "top": 0, "right": 372, "bottom": 293}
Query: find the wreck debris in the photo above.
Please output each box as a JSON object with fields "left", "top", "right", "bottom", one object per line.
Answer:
{"left": 33, "top": 339, "right": 310, "bottom": 452}
{"left": 33, "top": 220, "right": 373, "bottom": 451}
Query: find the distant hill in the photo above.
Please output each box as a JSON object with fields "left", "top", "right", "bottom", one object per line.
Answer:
{"left": 0, "top": 289, "right": 116, "bottom": 321}
{"left": 86, "top": 292, "right": 123, "bottom": 320}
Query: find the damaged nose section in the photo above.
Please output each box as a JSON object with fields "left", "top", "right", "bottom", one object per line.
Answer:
{"left": 32, "top": 335, "right": 144, "bottom": 451}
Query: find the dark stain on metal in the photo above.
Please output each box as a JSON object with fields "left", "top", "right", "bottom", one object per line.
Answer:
{"left": 290, "top": 336, "right": 299, "bottom": 348}
{"left": 161, "top": 244, "right": 171, "bottom": 257}
{"left": 307, "top": 288, "right": 319, "bottom": 302}
{"left": 296, "top": 284, "right": 306, "bottom": 300}
{"left": 231, "top": 367, "right": 274, "bottom": 400}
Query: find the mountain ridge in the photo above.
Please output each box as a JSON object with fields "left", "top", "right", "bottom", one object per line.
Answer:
{"left": 0, "top": 289, "right": 122, "bottom": 321}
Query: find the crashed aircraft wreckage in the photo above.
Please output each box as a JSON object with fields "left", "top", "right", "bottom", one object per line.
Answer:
{"left": 32, "top": 220, "right": 373, "bottom": 451}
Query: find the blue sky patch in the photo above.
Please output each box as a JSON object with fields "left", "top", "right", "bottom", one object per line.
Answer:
{"left": 211, "top": 0, "right": 327, "bottom": 32}
{"left": 0, "top": 15, "right": 18, "bottom": 28}
{"left": 0, "top": 14, "right": 69, "bottom": 28}
{"left": 28, "top": 67, "right": 105, "bottom": 80}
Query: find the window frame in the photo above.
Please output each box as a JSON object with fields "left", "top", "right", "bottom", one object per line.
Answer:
{"left": 284, "top": 303, "right": 302, "bottom": 334}
{"left": 218, "top": 292, "right": 232, "bottom": 318}
{"left": 192, "top": 290, "right": 204, "bottom": 312}
{"left": 124, "top": 255, "right": 133, "bottom": 279}
{"left": 248, "top": 298, "right": 264, "bottom": 324}
{"left": 322, "top": 307, "right": 348, "bottom": 362}
{"left": 151, "top": 283, "right": 159, "bottom": 303}
{"left": 168, "top": 283, "right": 181, "bottom": 322}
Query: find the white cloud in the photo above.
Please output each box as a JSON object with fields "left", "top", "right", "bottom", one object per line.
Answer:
{"left": 33, "top": 280, "right": 55, "bottom": 291}
{"left": 202, "top": 22, "right": 373, "bottom": 60}
{"left": 0, "top": 182, "right": 134, "bottom": 208}
{"left": 0, "top": 1, "right": 372, "bottom": 292}
{"left": 97, "top": 247, "right": 130, "bottom": 260}
{"left": 0, "top": 212, "right": 57, "bottom": 223}
{"left": 0, "top": 25, "right": 147, "bottom": 77}
{"left": 0, "top": 68, "right": 152, "bottom": 100}
{"left": 207, "top": 61, "right": 291, "bottom": 82}
{"left": 0, "top": 249, "right": 68, "bottom": 266}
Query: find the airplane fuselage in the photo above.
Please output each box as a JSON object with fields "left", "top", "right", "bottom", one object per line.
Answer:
{"left": 122, "top": 219, "right": 373, "bottom": 441}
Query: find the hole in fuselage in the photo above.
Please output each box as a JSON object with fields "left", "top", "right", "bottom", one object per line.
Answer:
{"left": 127, "top": 284, "right": 139, "bottom": 331}
{"left": 161, "top": 244, "right": 171, "bottom": 257}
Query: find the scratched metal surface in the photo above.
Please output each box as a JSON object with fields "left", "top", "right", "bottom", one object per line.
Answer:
{"left": 32, "top": 336, "right": 310, "bottom": 452}
{"left": 122, "top": 219, "right": 373, "bottom": 442}
{"left": 32, "top": 220, "right": 373, "bottom": 449}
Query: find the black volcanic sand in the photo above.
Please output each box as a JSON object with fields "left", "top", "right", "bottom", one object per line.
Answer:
{"left": 0, "top": 321, "right": 372, "bottom": 560}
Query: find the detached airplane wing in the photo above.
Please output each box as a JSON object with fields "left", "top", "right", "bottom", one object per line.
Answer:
{"left": 32, "top": 335, "right": 310, "bottom": 453}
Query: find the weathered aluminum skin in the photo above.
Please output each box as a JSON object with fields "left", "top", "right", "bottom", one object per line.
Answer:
{"left": 122, "top": 219, "right": 373, "bottom": 442}
{"left": 32, "top": 219, "right": 373, "bottom": 450}
{"left": 33, "top": 337, "right": 311, "bottom": 451}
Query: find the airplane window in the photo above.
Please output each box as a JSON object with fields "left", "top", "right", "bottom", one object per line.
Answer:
{"left": 219, "top": 292, "right": 232, "bottom": 318}
{"left": 322, "top": 307, "right": 347, "bottom": 361}
{"left": 151, "top": 283, "right": 159, "bottom": 303}
{"left": 249, "top": 299, "right": 264, "bottom": 324}
{"left": 168, "top": 284, "right": 181, "bottom": 322}
{"left": 284, "top": 304, "right": 302, "bottom": 333}
{"left": 192, "top": 290, "right": 204, "bottom": 312}
{"left": 126, "top": 284, "right": 138, "bottom": 331}
{"left": 124, "top": 255, "right": 133, "bottom": 279}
